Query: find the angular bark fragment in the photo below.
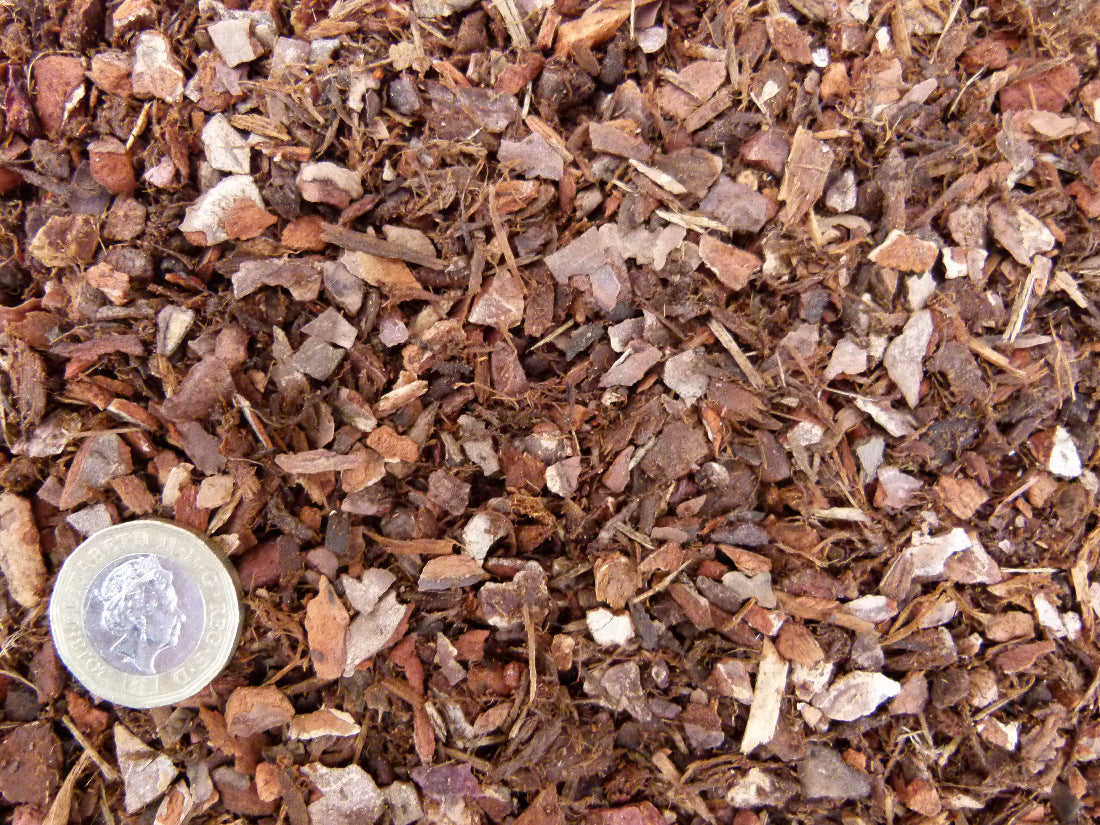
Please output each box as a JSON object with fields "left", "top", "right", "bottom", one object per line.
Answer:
{"left": 778, "top": 126, "right": 835, "bottom": 225}
{"left": 212, "top": 767, "right": 276, "bottom": 817}
{"left": 699, "top": 234, "right": 763, "bottom": 291}
{"left": 209, "top": 19, "right": 261, "bottom": 67}
{"left": 700, "top": 177, "right": 771, "bottom": 233}
{"left": 587, "top": 608, "right": 634, "bottom": 646}
{"left": 727, "top": 768, "right": 798, "bottom": 809}
{"left": 554, "top": 6, "right": 630, "bottom": 58}
{"left": 468, "top": 271, "right": 525, "bottom": 330}
{"left": 223, "top": 197, "right": 277, "bottom": 240}
{"left": 418, "top": 555, "right": 486, "bottom": 591}
{"left": 498, "top": 133, "right": 564, "bottom": 180}
{"left": 88, "top": 136, "right": 136, "bottom": 194}
{"left": 600, "top": 341, "right": 662, "bottom": 388}
{"left": 344, "top": 590, "right": 409, "bottom": 674}
{"left": 225, "top": 687, "right": 295, "bottom": 737}
{"left": 340, "top": 250, "right": 424, "bottom": 296}
{"left": 868, "top": 230, "right": 939, "bottom": 272}
{"left": 202, "top": 113, "right": 251, "bottom": 174}
{"left": 180, "top": 175, "right": 265, "bottom": 246}
{"left": 305, "top": 577, "right": 349, "bottom": 680}
{"left": 657, "top": 60, "right": 726, "bottom": 118}
{"left": 232, "top": 258, "right": 322, "bottom": 302}
{"left": 0, "top": 722, "right": 61, "bottom": 806}
{"left": 32, "top": 56, "right": 85, "bottom": 137}
{"left": 296, "top": 162, "right": 363, "bottom": 208}
{"left": 29, "top": 214, "right": 99, "bottom": 268}
{"left": 813, "top": 672, "right": 901, "bottom": 721}
{"left": 766, "top": 14, "right": 814, "bottom": 64}
{"left": 883, "top": 309, "right": 933, "bottom": 408}
{"left": 741, "top": 641, "right": 788, "bottom": 754}
{"left": 640, "top": 419, "right": 710, "bottom": 481}
{"left": 0, "top": 494, "right": 46, "bottom": 609}
{"left": 115, "top": 725, "right": 177, "bottom": 814}
{"left": 545, "top": 228, "right": 610, "bottom": 284}
{"left": 288, "top": 709, "right": 360, "bottom": 740}
{"left": 132, "top": 31, "right": 185, "bottom": 103}
{"left": 302, "top": 764, "right": 384, "bottom": 825}
{"left": 988, "top": 201, "right": 1056, "bottom": 264}
{"left": 740, "top": 129, "right": 792, "bottom": 177}
{"left": 798, "top": 745, "right": 871, "bottom": 800}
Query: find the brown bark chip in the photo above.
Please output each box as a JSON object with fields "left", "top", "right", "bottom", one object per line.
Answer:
{"left": 0, "top": 722, "right": 62, "bottom": 806}
{"left": 225, "top": 686, "right": 296, "bottom": 737}
{"left": 778, "top": 127, "right": 835, "bottom": 225}
{"left": 304, "top": 577, "right": 349, "bottom": 680}
{"left": 0, "top": 494, "right": 46, "bottom": 608}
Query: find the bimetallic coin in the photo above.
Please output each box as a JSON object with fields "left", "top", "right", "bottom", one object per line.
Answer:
{"left": 50, "top": 520, "right": 242, "bottom": 708}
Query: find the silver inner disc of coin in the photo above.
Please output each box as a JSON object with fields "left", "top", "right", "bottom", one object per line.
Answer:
{"left": 82, "top": 554, "right": 206, "bottom": 676}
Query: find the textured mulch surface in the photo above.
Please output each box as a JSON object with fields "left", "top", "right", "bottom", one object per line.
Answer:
{"left": 2, "top": 1, "right": 1100, "bottom": 823}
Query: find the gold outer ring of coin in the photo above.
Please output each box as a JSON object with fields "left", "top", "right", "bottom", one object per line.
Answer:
{"left": 49, "top": 519, "right": 243, "bottom": 709}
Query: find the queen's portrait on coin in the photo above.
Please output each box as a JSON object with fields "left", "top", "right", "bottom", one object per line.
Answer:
{"left": 96, "top": 555, "right": 186, "bottom": 675}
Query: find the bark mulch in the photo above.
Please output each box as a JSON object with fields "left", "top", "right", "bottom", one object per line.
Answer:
{"left": 2, "top": 0, "right": 1100, "bottom": 823}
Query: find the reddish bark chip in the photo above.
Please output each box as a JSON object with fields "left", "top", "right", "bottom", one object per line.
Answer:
{"left": 60, "top": 0, "right": 104, "bottom": 50}
{"left": 468, "top": 271, "right": 525, "bottom": 330}
{"left": 776, "top": 622, "right": 824, "bottom": 666}
{"left": 699, "top": 235, "right": 763, "bottom": 291}
{"left": 639, "top": 419, "right": 710, "bottom": 481}
{"left": 994, "top": 641, "right": 1056, "bottom": 674}
{"left": 222, "top": 197, "right": 278, "bottom": 240}
{"left": 903, "top": 778, "right": 942, "bottom": 817}
{"left": 999, "top": 62, "right": 1080, "bottom": 113}
{"left": 212, "top": 767, "right": 277, "bottom": 817}
{"left": 89, "top": 51, "right": 134, "bottom": 96}
{"left": 935, "top": 475, "right": 989, "bottom": 520}
{"left": 419, "top": 555, "right": 487, "bottom": 591}
{"left": 0, "top": 493, "right": 46, "bottom": 608}
{"left": 366, "top": 426, "right": 419, "bottom": 463}
{"left": 700, "top": 177, "right": 771, "bottom": 233}
{"left": 32, "top": 56, "right": 85, "bottom": 137}
{"left": 766, "top": 14, "right": 813, "bottom": 65}
{"left": 868, "top": 230, "right": 940, "bottom": 272}
{"left": 281, "top": 215, "right": 328, "bottom": 251}
{"left": 778, "top": 127, "right": 835, "bottom": 225}
{"left": 88, "top": 136, "right": 136, "bottom": 194}
{"left": 225, "top": 686, "right": 295, "bottom": 737}
{"left": 305, "top": 577, "right": 350, "bottom": 680}
{"left": 0, "top": 722, "right": 62, "bottom": 806}
{"left": 740, "top": 130, "right": 791, "bottom": 177}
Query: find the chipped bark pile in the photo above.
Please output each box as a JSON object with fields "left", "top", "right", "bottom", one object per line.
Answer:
{"left": 2, "top": 0, "right": 1100, "bottom": 823}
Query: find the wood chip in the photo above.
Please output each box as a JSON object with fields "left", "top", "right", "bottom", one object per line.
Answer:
{"left": 305, "top": 577, "right": 350, "bottom": 680}
{"left": 0, "top": 494, "right": 46, "bottom": 608}
{"left": 741, "top": 640, "right": 788, "bottom": 754}
{"left": 778, "top": 127, "right": 835, "bottom": 226}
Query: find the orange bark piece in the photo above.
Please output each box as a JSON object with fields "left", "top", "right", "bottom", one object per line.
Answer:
{"left": 304, "top": 577, "right": 349, "bottom": 680}
{"left": 366, "top": 425, "right": 419, "bottom": 462}
{"left": 554, "top": 7, "right": 630, "bottom": 57}
{"left": 223, "top": 197, "right": 278, "bottom": 240}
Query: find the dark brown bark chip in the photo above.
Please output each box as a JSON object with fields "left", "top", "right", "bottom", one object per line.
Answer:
{"left": 0, "top": 722, "right": 62, "bottom": 806}
{"left": 158, "top": 357, "right": 235, "bottom": 423}
{"left": 700, "top": 177, "right": 771, "bottom": 233}
{"left": 639, "top": 419, "right": 710, "bottom": 481}
{"left": 740, "top": 129, "right": 792, "bottom": 177}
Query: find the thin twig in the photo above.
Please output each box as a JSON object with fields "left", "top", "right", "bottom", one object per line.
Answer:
{"left": 62, "top": 716, "right": 119, "bottom": 782}
{"left": 320, "top": 222, "right": 444, "bottom": 270}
